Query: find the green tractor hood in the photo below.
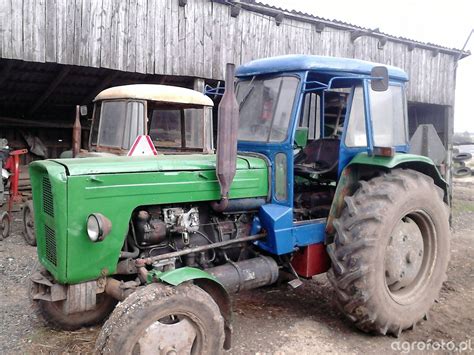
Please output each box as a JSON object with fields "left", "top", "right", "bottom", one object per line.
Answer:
{"left": 51, "top": 154, "right": 267, "bottom": 176}
{"left": 30, "top": 153, "right": 269, "bottom": 284}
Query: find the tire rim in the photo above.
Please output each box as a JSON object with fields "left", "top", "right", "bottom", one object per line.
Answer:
{"left": 384, "top": 210, "right": 437, "bottom": 305}
{"left": 134, "top": 314, "right": 202, "bottom": 355}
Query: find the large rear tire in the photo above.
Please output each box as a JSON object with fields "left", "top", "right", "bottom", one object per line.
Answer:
{"left": 95, "top": 283, "right": 225, "bottom": 354}
{"left": 29, "top": 263, "right": 117, "bottom": 330}
{"left": 327, "top": 169, "right": 450, "bottom": 336}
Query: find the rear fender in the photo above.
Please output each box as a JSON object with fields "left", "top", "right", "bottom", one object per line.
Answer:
{"left": 150, "top": 267, "right": 233, "bottom": 350}
{"left": 326, "top": 153, "right": 448, "bottom": 237}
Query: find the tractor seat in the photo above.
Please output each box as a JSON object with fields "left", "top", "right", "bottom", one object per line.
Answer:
{"left": 294, "top": 138, "right": 340, "bottom": 180}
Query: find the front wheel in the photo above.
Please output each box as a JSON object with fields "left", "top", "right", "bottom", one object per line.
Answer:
{"left": 29, "top": 263, "right": 117, "bottom": 330}
{"left": 95, "top": 283, "right": 225, "bottom": 354}
{"left": 327, "top": 169, "right": 450, "bottom": 336}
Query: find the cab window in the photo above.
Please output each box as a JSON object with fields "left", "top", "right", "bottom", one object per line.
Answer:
{"left": 370, "top": 84, "right": 407, "bottom": 146}
{"left": 148, "top": 108, "right": 205, "bottom": 150}
{"left": 345, "top": 86, "right": 367, "bottom": 147}
{"left": 92, "top": 100, "right": 145, "bottom": 149}
{"left": 299, "top": 92, "right": 320, "bottom": 140}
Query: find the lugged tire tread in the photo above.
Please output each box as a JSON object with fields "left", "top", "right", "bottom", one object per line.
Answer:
{"left": 326, "top": 169, "right": 450, "bottom": 336}
{"left": 95, "top": 282, "right": 225, "bottom": 354}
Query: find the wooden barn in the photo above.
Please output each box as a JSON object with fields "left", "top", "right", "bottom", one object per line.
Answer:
{"left": 0, "top": 0, "right": 469, "bottom": 161}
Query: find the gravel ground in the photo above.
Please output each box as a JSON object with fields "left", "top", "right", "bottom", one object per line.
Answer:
{"left": 0, "top": 181, "right": 473, "bottom": 354}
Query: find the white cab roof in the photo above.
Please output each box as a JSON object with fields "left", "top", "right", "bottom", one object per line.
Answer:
{"left": 94, "top": 84, "right": 213, "bottom": 106}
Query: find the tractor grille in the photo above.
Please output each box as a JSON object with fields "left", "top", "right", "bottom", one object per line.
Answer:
{"left": 42, "top": 177, "right": 54, "bottom": 217}
{"left": 45, "top": 225, "right": 57, "bottom": 266}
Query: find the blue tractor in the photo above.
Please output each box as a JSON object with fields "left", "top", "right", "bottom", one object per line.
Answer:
{"left": 233, "top": 55, "right": 450, "bottom": 338}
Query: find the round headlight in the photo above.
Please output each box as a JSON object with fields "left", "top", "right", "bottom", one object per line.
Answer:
{"left": 87, "top": 213, "right": 112, "bottom": 242}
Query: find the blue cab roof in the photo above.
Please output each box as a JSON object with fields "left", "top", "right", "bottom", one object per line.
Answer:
{"left": 235, "top": 55, "right": 408, "bottom": 81}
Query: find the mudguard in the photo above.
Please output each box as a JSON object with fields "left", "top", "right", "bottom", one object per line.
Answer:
{"left": 326, "top": 152, "right": 448, "bottom": 236}
{"left": 349, "top": 152, "right": 447, "bottom": 192}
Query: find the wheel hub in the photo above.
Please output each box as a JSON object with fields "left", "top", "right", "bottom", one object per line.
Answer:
{"left": 137, "top": 316, "right": 197, "bottom": 355}
{"left": 385, "top": 217, "right": 424, "bottom": 292}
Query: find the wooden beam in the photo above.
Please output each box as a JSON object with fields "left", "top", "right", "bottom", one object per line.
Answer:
{"left": 0, "top": 116, "right": 75, "bottom": 129}
{"left": 28, "top": 66, "right": 71, "bottom": 115}
{"left": 0, "top": 61, "right": 14, "bottom": 87}
{"left": 81, "top": 70, "right": 120, "bottom": 104}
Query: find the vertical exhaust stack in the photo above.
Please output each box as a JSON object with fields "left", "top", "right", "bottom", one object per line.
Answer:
{"left": 72, "top": 105, "right": 81, "bottom": 158}
{"left": 212, "top": 63, "right": 240, "bottom": 212}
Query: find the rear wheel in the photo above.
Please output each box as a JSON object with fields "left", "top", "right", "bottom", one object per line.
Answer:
{"left": 95, "top": 283, "right": 225, "bottom": 354}
{"left": 0, "top": 211, "right": 10, "bottom": 240}
{"left": 23, "top": 200, "right": 36, "bottom": 246}
{"left": 327, "top": 169, "right": 450, "bottom": 336}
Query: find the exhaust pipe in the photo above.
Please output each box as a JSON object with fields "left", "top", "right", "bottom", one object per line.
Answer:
{"left": 72, "top": 105, "right": 81, "bottom": 158}
{"left": 212, "top": 63, "right": 240, "bottom": 212}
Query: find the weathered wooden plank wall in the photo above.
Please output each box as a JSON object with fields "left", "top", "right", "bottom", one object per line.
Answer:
{"left": 0, "top": 0, "right": 458, "bottom": 105}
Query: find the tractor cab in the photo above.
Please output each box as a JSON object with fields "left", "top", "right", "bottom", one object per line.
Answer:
{"left": 89, "top": 84, "right": 214, "bottom": 155}
{"left": 236, "top": 55, "right": 409, "bottom": 222}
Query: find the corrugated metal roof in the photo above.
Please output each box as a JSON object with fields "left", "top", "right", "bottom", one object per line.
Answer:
{"left": 238, "top": 1, "right": 470, "bottom": 58}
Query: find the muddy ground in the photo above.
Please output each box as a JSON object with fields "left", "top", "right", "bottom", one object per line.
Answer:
{"left": 0, "top": 181, "right": 473, "bottom": 354}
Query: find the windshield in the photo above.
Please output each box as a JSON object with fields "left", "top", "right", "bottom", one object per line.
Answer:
{"left": 148, "top": 108, "right": 207, "bottom": 150}
{"left": 90, "top": 100, "right": 145, "bottom": 149}
{"left": 236, "top": 76, "right": 299, "bottom": 142}
{"left": 90, "top": 100, "right": 211, "bottom": 152}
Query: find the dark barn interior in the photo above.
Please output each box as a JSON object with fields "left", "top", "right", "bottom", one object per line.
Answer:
{"left": 0, "top": 58, "right": 220, "bottom": 163}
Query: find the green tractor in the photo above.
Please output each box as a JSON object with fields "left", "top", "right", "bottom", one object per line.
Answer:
{"left": 29, "top": 56, "right": 450, "bottom": 353}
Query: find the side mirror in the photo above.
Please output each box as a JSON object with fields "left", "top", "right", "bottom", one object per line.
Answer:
{"left": 294, "top": 127, "right": 309, "bottom": 148}
{"left": 370, "top": 66, "right": 389, "bottom": 91}
{"left": 80, "top": 105, "right": 88, "bottom": 116}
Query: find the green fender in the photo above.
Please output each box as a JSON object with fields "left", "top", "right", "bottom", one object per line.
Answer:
{"left": 326, "top": 152, "right": 448, "bottom": 236}
{"left": 349, "top": 152, "right": 447, "bottom": 187}
{"left": 147, "top": 266, "right": 219, "bottom": 285}
{"left": 148, "top": 267, "right": 233, "bottom": 350}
